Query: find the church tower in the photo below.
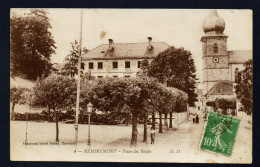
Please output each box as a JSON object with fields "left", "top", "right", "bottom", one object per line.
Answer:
{"left": 201, "top": 10, "right": 230, "bottom": 97}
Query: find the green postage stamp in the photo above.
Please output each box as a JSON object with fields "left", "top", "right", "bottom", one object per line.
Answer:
{"left": 200, "top": 112, "right": 240, "bottom": 157}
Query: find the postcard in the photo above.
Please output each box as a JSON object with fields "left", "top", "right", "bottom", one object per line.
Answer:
{"left": 10, "top": 8, "right": 252, "bottom": 163}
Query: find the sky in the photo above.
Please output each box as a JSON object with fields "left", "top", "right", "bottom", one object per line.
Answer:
{"left": 11, "top": 9, "right": 252, "bottom": 83}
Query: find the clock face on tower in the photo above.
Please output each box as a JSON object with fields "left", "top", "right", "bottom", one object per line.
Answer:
{"left": 212, "top": 56, "right": 219, "bottom": 63}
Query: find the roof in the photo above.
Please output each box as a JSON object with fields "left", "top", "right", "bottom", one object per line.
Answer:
{"left": 228, "top": 50, "right": 252, "bottom": 64}
{"left": 202, "top": 10, "right": 225, "bottom": 34}
{"left": 82, "top": 42, "right": 170, "bottom": 60}
{"left": 207, "top": 81, "right": 234, "bottom": 95}
{"left": 52, "top": 63, "right": 65, "bottom": 71}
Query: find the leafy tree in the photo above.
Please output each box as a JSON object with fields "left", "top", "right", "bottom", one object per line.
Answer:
{"left": 10, "top": 87, "right": 28, "bottom": 120}
{"left": 147, "top": 46, "right": 197, "bottom": 105}
{"left": 215, "top": 98, "right": 236, "bottom": 115}
{"left": 10, "top": 9, "right": 56, "bottom": 80}
{"left": 82, "top": 77, "right": 187, "bottom": 146}
{"left": 206, "top": 98, "right": 236, "bottom": 115}
{"left": 235, "top": 59, "right": 253, "bottom": 115}
{"left": 82, "top": 77, "right": 152, "bottom": 146}
{"left": 63, "top": 40, "right": 88, "bottom": 77}
{"left": 32, "top": 75, "right": 76, "bottom": 141}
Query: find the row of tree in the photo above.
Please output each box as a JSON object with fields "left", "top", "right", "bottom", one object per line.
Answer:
{"left": 27, "top": 74, "right": 187, "bottom": 146}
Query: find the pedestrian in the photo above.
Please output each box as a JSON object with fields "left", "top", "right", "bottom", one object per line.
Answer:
{"left": 193, "top": 114, "right": 195, "bottom": 124}
{"left": 196, "top": 114, "right": 199, "bottom": 124}
{"left": 204, "top": 113, "right": 208, "bottom": 121}
{"left": 150, "top": 127, "right": 156, "bottom": 144}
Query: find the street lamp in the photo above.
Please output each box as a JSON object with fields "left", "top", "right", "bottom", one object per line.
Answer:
{"left": 25, "top": 112, "right": 28, "bottom": 143}
{"left": 85, "top": 102, "right": 93, "bottom": 145}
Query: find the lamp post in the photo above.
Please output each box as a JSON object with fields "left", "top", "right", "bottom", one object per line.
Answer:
{"left": 85, "top": 102, "right": 93, "bottom": 145}
{"left": 25, "top": 112, "right": 28, "bottom": 143}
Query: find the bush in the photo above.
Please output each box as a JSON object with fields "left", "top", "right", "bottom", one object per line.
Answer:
{"left": 206, "top": 98, "right": 236, "bottom": 115}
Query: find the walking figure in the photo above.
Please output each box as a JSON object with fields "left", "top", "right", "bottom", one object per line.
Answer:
{"left": 193, "top": 115, "right": 196, "bottom": 124}
{"left": 150, "top": 127, "right": 156, "bottom": 144}
{"left": 196, "top": 114, "right": 199, "bottom": 124}
{"left": 203, "top": 113, "right": 208, "bottom": 121}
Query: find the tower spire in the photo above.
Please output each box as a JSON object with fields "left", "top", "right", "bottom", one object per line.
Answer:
{"left": 209, "top": 9, "right": 219, "bottom": 17}
{"left": 202, "top": 10, "right": 225, "bottom": 34}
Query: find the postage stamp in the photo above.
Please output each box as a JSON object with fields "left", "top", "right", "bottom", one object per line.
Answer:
{"left": 200, "top": 112, "right": 240, "bottom": 157}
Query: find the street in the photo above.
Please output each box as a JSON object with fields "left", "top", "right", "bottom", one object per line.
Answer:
{"left": 10, "top": 114, "right": 252, "bottom": 163}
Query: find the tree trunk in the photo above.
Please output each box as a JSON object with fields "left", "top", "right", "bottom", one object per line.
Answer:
{"left": 126, "top": 114, "right": 129, "bottom": 126}
{"left": 55, "top": 110, "right": 59, "bottom": 142}
{"left": 164, "top": 112, "right": 168, "bottom": 130}
{"left": 169, "top": 112, "right": 173, "bottom": 128}
{"left": 130, "top": 112, "right": 138, "bottom": 147}
{"left": 143, "top": 113, "right": 147, "bottom": 142}
{"left": 48, "top": 107, "right": 51, "bottom": 122}
{"left": 152, "top": 112, "right": 155, "bottom": 129}
{"left": 159, "top": 112, "right": 163, "bottom": 133}
{"left": 11, "top": 103, "right": 15, "bottom": 121}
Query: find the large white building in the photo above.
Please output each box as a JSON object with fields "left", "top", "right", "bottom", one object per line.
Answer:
{"left": 81, "top": 37, "right": 169, "bottom": 78}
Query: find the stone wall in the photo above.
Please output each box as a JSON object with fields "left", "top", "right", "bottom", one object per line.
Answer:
{"left": 203, "top": 36, "right": 228, "bottom": 56}
{"left": 203, "top": 68, "right": 230, "bottom": 81}
{"left": 173, "top": 112, "right": 188, "bottom": 126}
{"left": 203, "top": 56, "right": 229, "bottom": 69}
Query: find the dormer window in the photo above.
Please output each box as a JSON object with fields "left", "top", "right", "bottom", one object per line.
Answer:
{"left": 214, "top": 43, "right": 218, "bottom": 53}
{"left": 101, "top": 51, "right": 105, "bottom": 53}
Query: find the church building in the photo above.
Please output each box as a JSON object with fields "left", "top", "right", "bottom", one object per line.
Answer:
{"left": 201, "top": 10, "right": 252, "bottom": 105}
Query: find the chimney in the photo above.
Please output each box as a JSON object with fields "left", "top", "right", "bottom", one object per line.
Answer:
{"left": 108, "top": 39, "right": 114, "bottom": 50}
{"left": 147, "top": 37, "right": 153, "bottom": 50}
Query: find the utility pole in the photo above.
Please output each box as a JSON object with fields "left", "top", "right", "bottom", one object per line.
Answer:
{"left": 74, "top": 9, "right": 83, "bottom": 151}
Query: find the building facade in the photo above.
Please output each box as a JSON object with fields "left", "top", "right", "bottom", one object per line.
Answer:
{"left": 81, "top": 38, "right": 169, "bottom": 78}
{"left": 201, "top": 10, "right": 252, "bottom": 104}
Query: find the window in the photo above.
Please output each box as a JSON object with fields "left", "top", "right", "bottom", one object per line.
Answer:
{"left": 137, "top": 61, "right": 141, "bottom": 68}
{"left": 89, "top": 62, "right": 94, "bottom": 69}
{"left": 81, "top": 62, "right": 85, "bottom": 70}
{"left": 98, "top": 62, "right": 103, "bottom": 69}
{"left": 213, "top": 43, "right": 218, "bottom": 53}
{"left": 113, "top": 75, "right": 118, "bottom": 78}
{"left": 113, "top": 62, "right": 118, "bottom": 69}
{"left": 97, "top": 76, "right": 103, "bottom": 78}
{"left": 125, "top": 61, "right": 130, "bottom": 68}
{"left": 124, "top": 75, "right": 131, "bottom": 78}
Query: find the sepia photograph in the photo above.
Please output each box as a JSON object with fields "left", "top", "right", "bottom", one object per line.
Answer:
{"left": 10, "top": 9, "right": 252, "bottom": 163}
